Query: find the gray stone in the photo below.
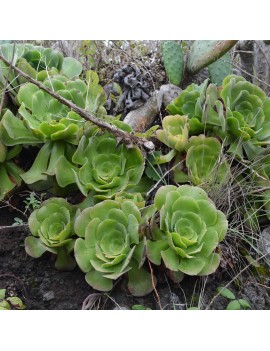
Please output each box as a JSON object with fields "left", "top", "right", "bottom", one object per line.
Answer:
{"left": 112, "top": 306, "right": 130, "bottom": 310}
{"left": 258, "top": 227, "right": 270, "bottom": 268}
{"left": 159, "top": 84, "right": 182, "bottom": 107}
{"left": 43, "top": 291, "right": 55, "bottom": 301}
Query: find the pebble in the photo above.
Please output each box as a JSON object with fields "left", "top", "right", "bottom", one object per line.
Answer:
{"left": 43, "top": 291, "right": 55, "bottom": 301}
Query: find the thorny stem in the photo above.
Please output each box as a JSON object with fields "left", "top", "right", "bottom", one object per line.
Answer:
{"left": 0, "top": 54, "right": 155, "bottom": 152}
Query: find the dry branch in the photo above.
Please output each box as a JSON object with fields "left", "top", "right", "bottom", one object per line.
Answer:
{"left": 0, "top": 54, "right": 155, "bottom": 152}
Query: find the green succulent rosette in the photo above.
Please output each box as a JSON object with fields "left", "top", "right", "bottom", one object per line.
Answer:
{"left": 221, "top": 75, "right": 270, "bottom": 159}
{"left": 156, "top": 115, "right": 189, "bottom": 152}
{"left": 74, "top": 199, "right": 155, "bottom": 296}
{"left": 25, "top": 198, "right": 78, "bottom": 270}
{"left": 166, "top": 80, "right": 225, "bottom": 136}
{"left": 166, "top": 79, "right": 208, "bottom": 134}
{"left": 174, "top": 135, "right": 230, "bottom": 187}
{"left": 64, "top": 133, "right": 145, "bottom": 199}
{"left": 0, "top": 43, "right": 82, "bottom": 101}
{"left": 0, "top": 80, "right": 85, "bottom": 191}
{"left": 0, "top": 141, "right": 23, "bottom": 200}
{"left": 146, "top": 185, "right": 228, "bottom": 278}
{"left": 17, "top": 81, "right": 86, "bottom": 127}
{"left": 114, "top": 191, "right": 146, "bottom": 208}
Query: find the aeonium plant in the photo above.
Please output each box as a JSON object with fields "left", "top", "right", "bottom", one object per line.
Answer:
{"left": 146, "top": 185, "right": 228, "bottom": 281}
{"left": 58, "top": 132, "right": 145, "bottom": 199}
{"left": 221, "top": 75, "right": 270, "bottom": 160}
{"left": 156, "top": 115, "right": 189, "bottom": 152}
{"left": 174, "top": 135, "right": 230, "bottom": 187}
{"left": 74, "top": 199, "right": 156, "bottom": 296}
{"left": 25, "top": 198, "right": 79, "bottom": 270}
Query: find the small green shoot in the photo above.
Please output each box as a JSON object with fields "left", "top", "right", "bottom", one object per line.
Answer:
{"left": 217, "top": 286, "right": 251, "bottom": 310}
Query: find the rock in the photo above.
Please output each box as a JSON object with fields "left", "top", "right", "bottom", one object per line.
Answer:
{"left": 159, "top": 84, "right": 182, "bottom": 106}
{"left": 157, "top": 286, "right": 185, "bottom": 310}
{"left": 113, "top": 306, "right": 130, "bottom": 310}
{"left": 241, "top": 285, "right": 267, "bottom": 310}
{"left": 0, "top": 224, "right": 29, "bottom": 235}
{"left": 43, "top": 291, "right": 55, "bottom": 301}
{"left": 258, "top": 227, "right": 270, "bottom": 268}
{"left": 123, "top": 90, "right": 163, "bottom": 132}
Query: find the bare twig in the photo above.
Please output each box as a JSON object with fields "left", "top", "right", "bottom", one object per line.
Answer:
{"left": 0, "top": 54, "right": 155, "bottom": 152}
{"left": 81, "top": 293, "right": 102, "bottom": 310}
{"left": 148, "top": 258, "right": 162, "bottom": 310}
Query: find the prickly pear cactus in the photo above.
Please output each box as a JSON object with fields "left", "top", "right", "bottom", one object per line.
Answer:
{"left": 162, "top": 41, "right": 184, "bottom": 87}
{"left": 187, "top": 40, "right": 237, "bottom": 74}
{"left": 208, "top": 52, "right": 232, "bottom": 86}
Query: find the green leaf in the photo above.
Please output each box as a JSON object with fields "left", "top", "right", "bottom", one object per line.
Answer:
{"left": 166, "top": 269, "right": 184, "bottom": 283}
{"left": 6, "top": 297, "right": 25, "bottom": 310}
{"left": 238, "top": 299, "right": 251, "bottom": 309}
{"left": 0, "top": 141, "right": 7, "bottom": 162}
{"left": 85, "top": 270, "right": 113, "bottom": 292}
{"left": 55, "top": 247, "right": 76, "bottom": 271}
{"left": 154, "top": 185, "right": 177, "bottom": 210}
{"left": 161, "top": 247, "right": 180, "bottom": 271}
{"left": 17, "top": 83, "right": 39, "bottom": 109}
{"left": 140, "top": 204, "right": 156, "bottom": 224}
{"left": 20, "top": 143, "right": 52, "bottom": 184}
{"left": 132, "top": 305, "right": 151, "bottom": 310}
{"left": 127, "top": 266, "right": 155, "bottom": 297}
{"left": 0, "top": 110, "right": 42, "bottom": 146}
{"left": 74, "top": 238, "right": 94, "bottom": 272}
{"left": 0, "top": 163, "right": 21, "bottom": 200}
{"left": 62, "top": 57, "right": 82, "bottom": 79}
{"left": 0, "top": 289, "right": 6, "bottom": 300}
{"left": 54, "top": 155, "right": 78, "bottom": 187}
{"left": 24, "top": 236, "right": 47, "bottom": 258}
{"left": 146, "top": 240, "right": 168, "bottom": 265}
{"left": 0, "top": 301, "right": 11, "bottom": 310}
{"left": 217, "top": 287, "right": 236, "bottom": 300}
{"left": 226, "top": 300, "right": 241, "bottom": 310}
